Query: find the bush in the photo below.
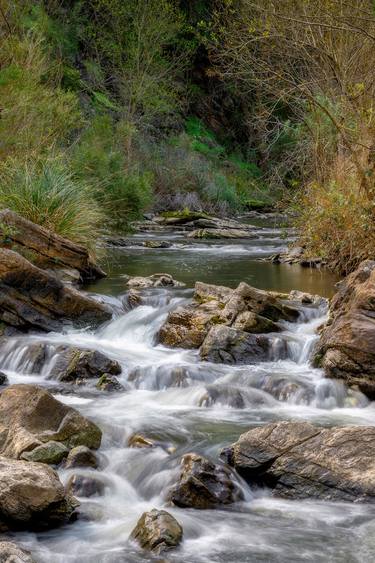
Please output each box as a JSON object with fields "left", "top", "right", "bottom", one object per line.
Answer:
{"left": 0, "top": 159, "right": 104, "bottom": 257}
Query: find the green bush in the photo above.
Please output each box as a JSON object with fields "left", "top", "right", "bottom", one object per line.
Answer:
{"left": 0, "top": 158, "right": 104, "bottom": 256}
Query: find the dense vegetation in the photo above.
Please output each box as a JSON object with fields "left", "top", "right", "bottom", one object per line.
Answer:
{"left": 1, "top": 0, "right": 374, "bottom": 272}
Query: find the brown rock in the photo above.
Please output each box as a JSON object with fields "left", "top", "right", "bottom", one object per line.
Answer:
{"left": 0, "top": 384, "right": 102, "bottom": 460}
{"left": 0, "top": 249, "right": 111, "bottom": 332}
{"left": 130, "top": 509, "right": 183, "bottom": 555}
{"left": 317, "top": 260, "right": 375, "bottom": 398}
{"left": 65, "top": 446, "right": 99, "bottom": 470}
{"left": 0, "top": 209, "right": 105, "bottom": 281}
{"left": 222, "top": 421, "right": 375, "bottom": 502}
{"left": 0, "top": 456, "right": 77, "bottom": 530}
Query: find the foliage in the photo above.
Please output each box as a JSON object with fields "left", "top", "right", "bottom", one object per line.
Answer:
{"left": 0, "top": 158, "right": 104, "bottom": 255}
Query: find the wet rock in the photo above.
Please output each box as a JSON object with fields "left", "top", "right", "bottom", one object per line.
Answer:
{"left": 125, "top": 273, "right": 185, "bottom": 289}
{"left": 96, "top": 374, "right": 125, "bottom": 392}
{"left": 200, "top": 326, "right": 271, "bottom": 364}
{"left": 188, "top": 228, "right": 256, "bottom": 239}
{"left": 316, "top": 260, "right": 375, "bottom": 398}
{"left": 128, "top": 434, "right": 156, "bottom": 449}
{"left": 143, "top": 240, "right": 172, "bottom": 249}
{"left": 169, "top": 453, "right": 241, "bottom": 509}
{"left": 0, "top": 384, "right": 102, "bottom": 460}
{"left": 0, "top": 456, "right": 77, "bottom": 530}
{"left": 67, "top": 474, "right": 105, "bottom": 497}
{"left": 233, "top": 311, "right": 281, "bottom": 333}
{"left": 125, "top": 289, "right": 143, "bottom": 309}
{"left": 222, "top": 421, "right": 375, "bottom": 502}
{"left": 49, "top": 346, "right": 121, "bottom": 384}
{"left": 199, "top": 384, "right": 245, "bottom": 408}
{"left": 0, "top": 372, "right": 7, "bottom": 386}
{"left": 21, "top": 441, "right": 69, "bottom": 465}
{"left": 0, "top": 541, "right": 36, "bottom": 562}
{"left": 0, "top": 209, "right": 105, "bottom": 281}
{"left": 159, "top": 281, "right": 299, "bottom": 352}
{"left": 65, "top": 446, "right": 99, "bottom": 470}
{"left": 0, "top": 249, "right": 111, "bottom": 332}
{"left": 130, "top": 509, "right": 183, "bottom": 555}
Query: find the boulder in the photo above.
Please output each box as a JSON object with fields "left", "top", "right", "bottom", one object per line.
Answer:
{"left": 130, "top": 509, "right": 183, "bottom": 555}
{"left": 159, "top": 281, "right": 299, "bottom": 352}
{"left": 0, "top": 249, "right": 111, "bottom": 332}
{"left": 0, "top": 372, "right": 7, "bottom": 386}
{"left": 0, "top": 209, "right": 105, "bottom": 281}
{"left": 125, "top": 273, "right": 185, "bottom": 289}
{"left": 0, "top": 384, "right": 102, "bottom": 460}
{"left": 169, "top": 453, "right": 241, "bottom": 509}
{"left": 21, "top": 441, "right": 69, "bottom": 465}
{"left": 0, "top": 541, "right": 36, "bottom": 562}
{"left": 0, "top": 456, "right": 77, "bottom": 530}
{"left": 200, "top": 325, "right": 271, "bottom": 364}
{"left": 65, "top": 446, "right": 99, "bottom": 469}
{"left": 316, "top": 260, "right": 375, "bottom": 398}
{"left": 222, "top": 421, "right": 375, "bottom": 502}
{"left": 48, "top": 346, "right": 121, "bottom": 384}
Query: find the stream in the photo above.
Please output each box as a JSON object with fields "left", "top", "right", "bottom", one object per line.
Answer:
{"left": 3, "top": 215, "right": 375, "bottom": 562}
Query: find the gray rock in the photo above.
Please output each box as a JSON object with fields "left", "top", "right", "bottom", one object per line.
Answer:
{"left": 0, "top": 541, "right": 36, "bottom": 562}
{"left": 200, "top": 325, "right": 271, "bottom": 364}
{"left": 65, "top": 446, "right": 99, "bottom": 470}
{"left": 169, "top": 453, "right": 241, "bottom": 509}
{"left": 49, "top": 346, "right": 121, "bottom": 384}
{"left": 130, "top": 509, "right": 183, "bottom": 555}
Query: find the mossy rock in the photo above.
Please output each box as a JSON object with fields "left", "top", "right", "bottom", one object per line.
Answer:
{"left": 21, "top": 441, "right": 69, "bottom": 465}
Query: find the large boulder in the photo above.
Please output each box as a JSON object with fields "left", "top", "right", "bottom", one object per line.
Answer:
{"left": 316, "top": 260, "right": 375, "bottom": 398}
{"left": 0, "top": 541, "right": 36, "bottom": 562}
{"left": 0, "top": 249, "right": 111, "bottom": 332}
{"left": 130, "top": 509, "right": 183, "bottom": 555}
{"left": 159, "top": 281, "right": 298, "bottom": 351}
{"left": 0, "top": 209, "right": 105, "bottom": 281}
{"left": 168, "top": 453, "right": 241, "bottom": 509}
{"left": 222, "top": 421, "right": 375, "bottom": 502}
{"left": 0, "top": 456, "right": 77, "bottom": 530}
{"left": 0, "top": 384, "right": 102, "bottom": 461}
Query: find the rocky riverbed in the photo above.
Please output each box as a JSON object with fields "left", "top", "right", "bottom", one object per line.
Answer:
{"left": 1, "top": 211, "right": 375, "bottom": 562}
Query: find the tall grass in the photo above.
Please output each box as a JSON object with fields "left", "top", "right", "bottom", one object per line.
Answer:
{"left": 0, "top": 159, "right": 104, "bottom": 256}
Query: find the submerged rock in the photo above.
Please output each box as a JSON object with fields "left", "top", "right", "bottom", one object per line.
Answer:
{"left": 169, "top": 453, "right": 241, "bottom": 509}
{"left": 67, "top": 474, "right": 105, "bottom": 498}
{"left": 0, "top": 456, "right": 77, "bottom": 530}
{"left": 222, "top": 421, "right": 375, "bottom": 502}
{"left": 0, "top": 249, "right": 111, "bottom": 332}
{"left": 125, "top": 273, "right": 185, "bottom": 289}
{"left": 130, "top": 509, "right": 183, "bottom": 555}
{"left": 0, "top": 541, "right": 36, "bottom": 562}
{"left": 316, "top": 260, "right": 375, "bottom": 398}
{"left": 0, "top": 384, "right": 102, "bottom": 460}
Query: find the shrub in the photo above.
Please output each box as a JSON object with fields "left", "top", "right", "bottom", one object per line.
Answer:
{"left": 0, "top": 158, "right": 104, "bottom": 257}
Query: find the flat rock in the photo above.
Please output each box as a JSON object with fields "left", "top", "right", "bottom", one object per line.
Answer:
{"left": 0, "top": 249, "right": 111, "bottom": 332}
{"left": 0, "top": 456, "right": 77, "bottom": 530}
{"left": 222, "top": 421, "right": 375, "bottom": 501}
{"left": 125, "top": 273, "right": 185, "bottom": 289}
{"left": 0, "top": 384, "right": 102, "bottom": 460}
{"left": 130, "top": 509, "right": 183, "bottom": 555}
{"left": 169, "top": 453, "right": 241, "bottom": 509}
{"left": 188, "top": 228, "right": 257, "bottom": 239}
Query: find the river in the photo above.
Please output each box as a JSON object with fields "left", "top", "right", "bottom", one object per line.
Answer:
{"left": 3, "top": 216, "right": 375, "bottom": 562}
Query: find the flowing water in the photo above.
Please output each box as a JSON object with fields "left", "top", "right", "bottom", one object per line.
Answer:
{"left": 3, "top": 217, "right": 375, "bottom": 562}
